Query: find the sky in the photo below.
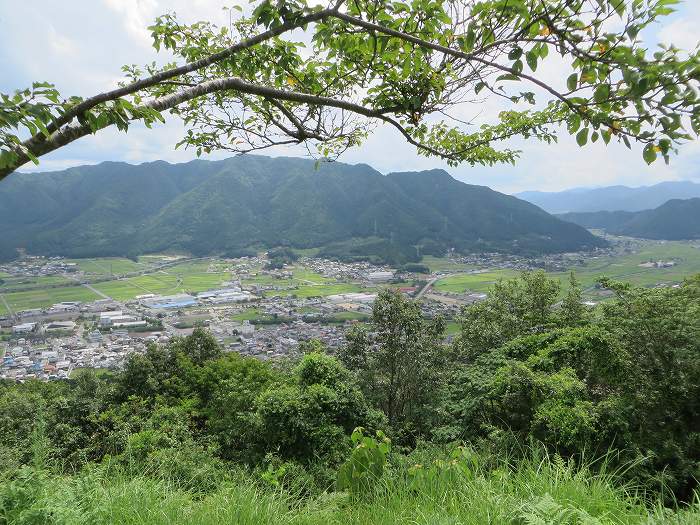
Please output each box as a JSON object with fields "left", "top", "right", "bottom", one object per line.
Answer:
{"left": 1, "top": 0, "right": 699, "bottom": 194}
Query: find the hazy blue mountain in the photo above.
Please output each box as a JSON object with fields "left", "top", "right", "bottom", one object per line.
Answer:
{"left": 516, "top": 181, "right": 700, "bottom": 213}
{"left": 0, "top": 155, "right": 605, "bottom": 263}
{"left": 558, "top": 198, "right": 700, "bottom": 240}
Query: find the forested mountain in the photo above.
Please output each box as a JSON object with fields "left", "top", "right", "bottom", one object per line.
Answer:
{"left": 559, "top": 198, "right": 700, "bottom": 240}
{"left": 517, "top": 181, "right": 700, "bottom": 213}
{"left": 0, "top": 156, "right": 604, "bottom": 262}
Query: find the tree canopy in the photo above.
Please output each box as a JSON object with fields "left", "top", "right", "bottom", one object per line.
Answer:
{"left": 1, "top": 0, "right": 698, "bottom": 180}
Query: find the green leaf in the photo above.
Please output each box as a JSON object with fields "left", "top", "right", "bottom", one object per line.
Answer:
{"left": 576, "top": 128, "right": 588, "bottom": 146}
{"left": 526, "top": 51, "right": 538, "bottom": 72}
{"left": 567, "top": 74, "right": 578, "bottom": 92}
{"left": 643, "top": 143, "right": 657, "bottom": 164}
{"left": 567, "top": 114, "right": 581, "bottom": 134}
{"left": 594, "top": 84, "right": 610, "bottom": 103}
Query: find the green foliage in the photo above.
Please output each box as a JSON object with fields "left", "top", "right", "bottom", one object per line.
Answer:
{"left": 265, "top": 246, "right": 299, "bottom": 269}
{"left": 445, "top": 273, "right": 700, "bottom": 500}
{"left": 398, "top": 263, "right": 430, "bottom": 274}
{"left": 454, "top": 270, "right": 562, "bottom": 359}
{"left": 254, "top": 353, "right": 377, "bottom": 464}
{"left": 336, "top": 428, "right": 391, "bottom": 497}
{"left": 341, "top": 289, "right": 447, "bottom": 442}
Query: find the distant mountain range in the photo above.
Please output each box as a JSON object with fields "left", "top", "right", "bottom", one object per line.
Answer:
{"left": 558, "top": 198, "right": 700, "bottom": 240}
{"left": 0, "top": 156, "right": 605, "bottom": 264}
{"left": 516, "top": 181, "right": 700, "bottom": 213}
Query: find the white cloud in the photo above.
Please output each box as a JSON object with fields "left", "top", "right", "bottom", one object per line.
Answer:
{"left": 657, "top": 1, "right": 700, "bottom": 51}
{"left": 1, "top": 1, "right": 699, "bottom": 192}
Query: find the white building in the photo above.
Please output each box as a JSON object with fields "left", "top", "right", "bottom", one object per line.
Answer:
{"left": 367, "top": 271, "right": 394, "bottom": 282}
{"left": 12, "top": 323, "right": 36, "bottom": 334}
{"left": 327, "top": 292, "right": 377, "bottom": 304}
{"left": 99, "top": 310, "right": 125, "bottom": 327}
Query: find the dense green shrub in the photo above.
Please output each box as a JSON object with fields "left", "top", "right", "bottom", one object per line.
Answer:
{"left": 0, "top": 273, "right": 699, "bottom": 517}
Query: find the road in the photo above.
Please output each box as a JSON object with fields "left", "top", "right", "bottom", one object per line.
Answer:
{"left": 64, "top": 274, "right": 113, "bottom": 300}
{"left": 81, "top": 282, "right": 111, "bottom": 300}
{"left": 415, "top": 275, "right": 441, "bottom": 300}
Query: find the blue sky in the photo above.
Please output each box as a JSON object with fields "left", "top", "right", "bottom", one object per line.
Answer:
{"left": 1, "top": 1, "right": 698, "bottom": 193}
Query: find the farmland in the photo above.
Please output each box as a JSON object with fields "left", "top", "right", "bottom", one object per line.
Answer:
{"left": 433, "top": 270, "right": 520, "bottom": 293}
{"left": 0, "top": 285, "right": 100, "bottom": 315}
{"left": 432, "top": 240, "right": 700, "bottom": 297}
{"left": 3, "top": 240, "right": 699, "bottom": 315}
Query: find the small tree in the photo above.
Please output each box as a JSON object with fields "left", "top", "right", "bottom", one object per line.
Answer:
{"left": 341, "top": 289, "right": 447, "bottom": 440}
{"left": 455, "top": 271, "right": 560, "bottom": 360}
{"left": 560, "top": 272, "right": 587, "bottom": 327}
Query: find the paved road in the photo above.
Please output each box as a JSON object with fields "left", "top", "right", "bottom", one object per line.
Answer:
{"left": 65, "top": 274, "right": 112, "bottom": 300}
{"left": 415, "top": 275, "right": 441, "bottom": 300}
{"left": 81, "top": 282, "right": 111, "bottom": 300}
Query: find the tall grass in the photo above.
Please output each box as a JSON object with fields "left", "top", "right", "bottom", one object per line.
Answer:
{"left": 2, "top": 448, "right": 699, "bottom": 524}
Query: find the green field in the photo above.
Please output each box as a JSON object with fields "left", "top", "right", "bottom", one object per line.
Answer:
{"left": 67, "top": 257, "right": 146, "bottom": 276}
{"left": 0, "top": 286, "right": 100, "bottom": 315}
{"left": 432, "top": 242, "right": 700, "bottom": 296}
{"left": 549, "top": 241, "right": 700, "bottom": 293}
{"left": 421, "top": 255, "right": 476, "bottom": 273}
{"left": 0, "top": 275, "right": 72, "bottom": 291}
{"left": 434, "top": 270, "right": 520, "bottom": 293}
{"left": 231, "top": 308, "right": 265, "bottom": 322}
{"left": 93, "top": 270, "right": 232, "bottom": 301}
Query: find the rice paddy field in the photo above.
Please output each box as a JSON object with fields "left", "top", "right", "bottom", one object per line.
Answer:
{"left": 432, "top": 241, "right": 700, "bottom": 297}
{"left": 66, "top": 257, "right": 147, "bottom": 276}
{"left": 2, "top": 240, "right": 699, "bottom": 315}
{"left": 91, "top": 270, "right": 232, "bottom": 301}
{"left": 433, "top": 270, "right": 520, "bottom": 293}
{"left": 421, "top": 255, "right": 476, "bottom": 273}
{"left": 0, "top": 275, "right": 73, "bottom": 291}
{"left": 0, "top": 285, "right": 100, "bottom": 315}
{"left": 553, "top": 241, "right": 700, "bottom": 291}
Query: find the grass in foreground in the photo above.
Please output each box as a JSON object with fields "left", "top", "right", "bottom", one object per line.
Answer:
{"left": 2, "top": 450, "right": 698, "bottom": 525}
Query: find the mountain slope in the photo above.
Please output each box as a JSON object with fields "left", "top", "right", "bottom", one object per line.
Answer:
{"left": 516, "top": 181, "right": 700, "bottom": 213}
{"left": 0, "top": 156, "right": 605, "bottom": 263}
{"left": 558, "top": 198, "right": 700, "bottom": 240}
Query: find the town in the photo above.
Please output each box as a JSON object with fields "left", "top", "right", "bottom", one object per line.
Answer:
{"left": 2, "top": 236, "right": 698, "bottom": 381}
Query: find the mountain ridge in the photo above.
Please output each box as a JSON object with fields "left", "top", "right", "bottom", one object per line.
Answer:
{"left": 558, "top": 198, "right": 700, "bottom": 240}
{"left": 516, "top": 180, "right": 700, "bottom": 213}
{"left": 1, "top": 155, "right": 606, "bottom": 263}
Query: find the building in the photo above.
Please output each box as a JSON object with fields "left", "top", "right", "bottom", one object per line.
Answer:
{"left": 327, "top": 292, "right": 377, "bottom": 304}
{"left": 45, "top": 321, "right": 77, "bottom": 332}
{"left": 236, "top": 321, "right": 255, "bottom": 336}
{"left": 112, "top": 320, "right": 147, "bottom": 329}
{"left": 99, "top": 310, "right": 125, "bottom": 327}
{"left": 12, "top": 322, "right": 36, "bottom": 334}
{"left": 367, "top": 271, "right": 394, "bottom": 282}
{"left": 142, "top": 294, "right": 197, "bottom": 309}
{"left": 87, "top": 330, "right": 103, "bottom": 343}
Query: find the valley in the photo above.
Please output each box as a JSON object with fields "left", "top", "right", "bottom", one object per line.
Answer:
{"left": 3, "top": 236, "right": 699, "bottom": 381}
